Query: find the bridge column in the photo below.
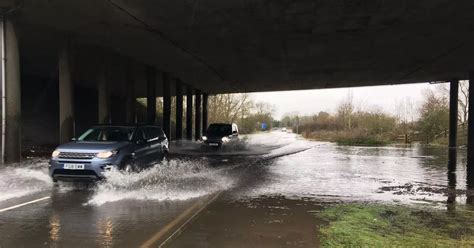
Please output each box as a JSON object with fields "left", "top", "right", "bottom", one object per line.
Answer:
{"left": 194, "top": 89, "right": 202, "bottom": 141}
{"left": 146, "top": 66, "right": 156, "bottom": 125}
{"left": 162, "top": 72, "right": 171, "bottom": 139}
{"left": 449, "top": 80, "right": 459, "bottom": 161}
{"left": 468, "top": 73, "right": 474, "bottom": 194}
{"left": 175, "top": 80, "right": 183, "bottom": 140}
{"left": 2, "top": 19, "right": 21, "bottom": 163}
{"left": 59, "top": 41, "right": 75, "bottom": 143}
{"left": 202, "top": 93, "right": 208, "bottom": 132}
{"left": 447, "top": 80, "right": 459, "bottom": 207}
{"left": 97, "top": 59, "right": 110, "bottom": 124}
{"left": 186, "top": 86, "right": 193, "bottom": 140}
{"left": 125, "top": 61, "right": 136, "bottom": 124}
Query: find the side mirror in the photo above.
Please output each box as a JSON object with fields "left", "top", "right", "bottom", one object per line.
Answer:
{"left": 71, "top": 138, "right": 77, "bottom": 141}
{"left": 232, "top": 131, "right": 238, "bottom": 136}
{"left": 136, "top": 139, "right": 146, "bottom": 145}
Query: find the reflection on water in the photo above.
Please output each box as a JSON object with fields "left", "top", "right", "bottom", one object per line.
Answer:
{"left": 49, "top": 214, "right": 61, "bottom": 243}
{"left": 97, "top": 218, "right": 114, "bottom": 247}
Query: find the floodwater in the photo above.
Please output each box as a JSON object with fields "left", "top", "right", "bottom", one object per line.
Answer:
{"left": 0, "top": 131, "right": 469, "bottom": 247}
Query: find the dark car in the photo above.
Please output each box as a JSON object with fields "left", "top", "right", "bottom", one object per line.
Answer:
{"left": 49, "top": 125, "right": 169, "bottom": 182}
{"left": 201, "top": 123, "right": 239, "bottom": 148}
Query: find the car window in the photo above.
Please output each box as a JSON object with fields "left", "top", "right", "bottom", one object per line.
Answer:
{"left": 206, "top": 124, "right": 232, "bottom": 136}
{"left": 144, "top": 127, "right": 161, "bottom": 140}
{"left": 78, "top": 127, "right": 135, "bottom": 142}
{"left": 134, "top": 128, "right": 146, "bottom": 141}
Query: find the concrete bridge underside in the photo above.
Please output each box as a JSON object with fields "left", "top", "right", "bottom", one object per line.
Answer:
{"left": 0, "top": 0, "right": 472, "bottom": 166}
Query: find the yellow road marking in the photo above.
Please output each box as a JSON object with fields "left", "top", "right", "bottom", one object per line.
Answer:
{"left": 141, "top": 192, "right": 221, "bottom": 248}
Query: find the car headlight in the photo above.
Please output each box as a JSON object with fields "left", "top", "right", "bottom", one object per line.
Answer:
{"left": 202, "top": 136, "right": 207, "bottom": 141}
{"left": 221, "top": 137, "right": 230, "bottom": 143}
{"left": 96, "top": 151, "right": 117, "bottom": 159}
{"left": 52, "top": 150, "right": 60, "bottom": 158}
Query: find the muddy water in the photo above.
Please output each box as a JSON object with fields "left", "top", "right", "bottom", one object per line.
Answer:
{"left": 0, "top": 132, "right": 467, "bottom": 206}
{"left": 235, "top": 133, "right": 467, "bottom": 206}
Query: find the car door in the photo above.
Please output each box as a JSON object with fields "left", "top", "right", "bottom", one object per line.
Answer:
{"left": 132, "top": 127, "right": 149, "bottom": 167}
{"left": 144, "top": 126, "right": 163, "bottom": 163}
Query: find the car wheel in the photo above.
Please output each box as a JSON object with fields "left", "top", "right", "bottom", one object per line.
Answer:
{"left": 121, "top": 160, "right": 135, "bottom": 173}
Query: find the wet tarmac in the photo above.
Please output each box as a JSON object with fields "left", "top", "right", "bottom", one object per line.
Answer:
{"left": 0, "top": 132, "right": 468, "bottom": 247}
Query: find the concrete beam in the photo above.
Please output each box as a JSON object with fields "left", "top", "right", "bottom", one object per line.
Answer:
{"left": 202, "top": 93, "right": 208, "bottom": 133}
{"left": 162, "top": 72, "right": 171, "bottom": 139}
{"left": 194, "top": 89, "right": 201, "bottom": 141}
{"left": 186, "top": 86, "right": 193, "bottom": 140}
{"left": 58, "top": 40, "right": 75, "bottom": 143}
{"left": 97, "top": 58, "right": 110, "bottom": 124}
{"left": 2, "top": 19, "right": 21, "bottom": 163}
{"left": 146, "top": 66, "right": 156, "bottom": 125}
{"left": 175, "top": 80, "right": 183, "bottom": 140}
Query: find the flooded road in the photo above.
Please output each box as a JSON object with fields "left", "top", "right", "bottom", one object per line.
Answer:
{"left": 0, "top": 132, "right": 468, "bottom": 247}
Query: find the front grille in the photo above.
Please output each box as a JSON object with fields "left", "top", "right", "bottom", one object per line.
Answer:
{"left": 58, "top": 152, "right": 96, "bottom": 159}
{"left": 53, "top": 169, "right": 98, "bottom": 176}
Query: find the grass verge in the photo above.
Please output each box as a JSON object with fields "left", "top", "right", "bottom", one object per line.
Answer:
{"left": 316, "top": 204, "right": 474, "bottom": 247}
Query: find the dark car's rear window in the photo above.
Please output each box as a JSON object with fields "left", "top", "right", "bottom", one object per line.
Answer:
{"left": 78, "top": 127, "right": 135, "bottom": 142}
{"left": 206, "top": 124, "right": 232, "bottom": 137}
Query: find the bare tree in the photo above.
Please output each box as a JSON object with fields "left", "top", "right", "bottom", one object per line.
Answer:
{"left": 436, "top": 81, "right": 469, "bottom": 125}
{"left": 208, "top": 93, "right": 253, "bottom": 124}
{"left": 337, "top": 90, "right": 354, "bottom": 130}
{"left": 458, "top": 80, "right": 469, "bottom": 126}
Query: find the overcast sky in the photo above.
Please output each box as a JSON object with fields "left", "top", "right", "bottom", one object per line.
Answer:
{"left": 249, "top": 82, "right": 443, "bottom": 120}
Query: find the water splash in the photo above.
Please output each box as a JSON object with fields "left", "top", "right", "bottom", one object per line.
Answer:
{"left": 0, "top": 159, "right": 52, "bottom": 201}
{"left": 87, "top": 159, "right": 234, "bottom": 206}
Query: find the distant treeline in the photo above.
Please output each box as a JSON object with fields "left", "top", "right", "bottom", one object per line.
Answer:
{"left": 277, "top": 82, "right": 469, "bottom": 146}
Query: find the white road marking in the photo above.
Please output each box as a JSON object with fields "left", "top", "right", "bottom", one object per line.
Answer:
{"left": 0, "top": 196, "right": 51, "bottom": 213}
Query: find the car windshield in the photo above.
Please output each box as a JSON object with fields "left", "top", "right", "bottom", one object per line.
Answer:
{"left": 78, "top": 126, "right": 135, "bottom": 142}
{"left": 206, "top": 124, "right": 232, "bottom": 137}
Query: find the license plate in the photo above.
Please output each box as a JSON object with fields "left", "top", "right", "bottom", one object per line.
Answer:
{"left": 63, "top": 164, "right": 85, "bottom": 170}
{"left": 209, "top": 143, "right": 219, "bottom": 146}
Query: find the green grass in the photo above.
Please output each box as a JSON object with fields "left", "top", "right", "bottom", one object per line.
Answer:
{"left": 302, "top": 130, "right": 392, "bottom": 146}
{"left": 316, "top": 204, "right": 474, "bottom": 247}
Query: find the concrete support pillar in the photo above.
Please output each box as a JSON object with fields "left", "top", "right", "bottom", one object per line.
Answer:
{"left": 202, "top": 93, "right": 208, "bottom": 132}
{"left": 146, "top": 66, "right": 156, "bottom": 125}
{"left": 97, "top": 59, "right": 110, "bottom": 124}
{"left": 59, "top": 41, "right": 74, "bottom": 144}
{"left": 186, "top": 86, "right": 193, "bottom": 140}
{"left": 447, "top": 80, "right": 459, "bottom": 207}
{"left": 125, "top": 61, "right": 136, "bottom": 124}
{"left": 2, "top": 19, "right": 21, "bottom": 163}
{"left": 448, "top": 79, "right": 459, "bottom": 177}
{"left": 468, "top": 73, "right": 474, "bottom": 193}
{"left": 162, "top": 72, "right": 171, "bottom": 139}
{"left": 195, "top": 89, "right": 202, "bottom": 141}
{"left": 175, "top": 80, "right": 183, "bottom": 140}
{"left": 449, "top": 80, "right": 459, "bottom": 149}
